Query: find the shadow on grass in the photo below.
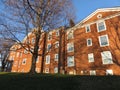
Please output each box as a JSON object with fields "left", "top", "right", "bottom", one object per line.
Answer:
{"left": 0, "top": 73, "right": 120, "bottom": 90}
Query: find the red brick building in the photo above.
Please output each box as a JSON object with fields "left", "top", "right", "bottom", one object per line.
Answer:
{"left": 7, "top": 7, "right": 120, "bottom": 75}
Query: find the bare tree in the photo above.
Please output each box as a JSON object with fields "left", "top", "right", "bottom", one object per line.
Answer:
{"left": 0, "top": 38, "right": 15, "bottom": 71}
{"left": 0, "top": 0, "right": 75, "bottom": 74}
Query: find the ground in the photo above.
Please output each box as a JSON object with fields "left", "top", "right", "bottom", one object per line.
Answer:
{"left": 0, "top": 72, "right": 120, "bottom": 90}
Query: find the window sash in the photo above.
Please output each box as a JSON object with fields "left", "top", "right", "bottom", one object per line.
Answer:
{"left": 46, "top": 55, "right": 50, "bottom": 64}
{"left": 97, "top": 21, "right": 106, "bottom": 32}
{"left": 55, "top": 54, "right": 58, "bottom": 61}
{"left": 101, "top": 51, "right": 113, "bottom": 64}
{"left": 67, "top": 43, "right": 74, "bottom": 52}
{"left": 87, "top": 39, "right": 92, "bottom": 46}
{"left": 88, "top": 53, "right": 94, "bottom": 62}
{"left": 67, "top": 56, "right": 74, "bottom": 67}
{"left": 99, "top": 35, "right": 109, "bottom": 46}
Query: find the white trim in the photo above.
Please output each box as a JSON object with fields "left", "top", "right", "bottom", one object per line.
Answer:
{"left": 87, "top": 38, "right": 92, "bottom": 46}
{"left": 65, "top": 9, "right": 120, "bottom": 32}
{"left": 98, "top": 35, "right": 109, "bottom": 47}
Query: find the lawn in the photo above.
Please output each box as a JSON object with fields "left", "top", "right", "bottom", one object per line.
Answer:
{"left": 0, "top": 72, "right": 120, "bottom": 90}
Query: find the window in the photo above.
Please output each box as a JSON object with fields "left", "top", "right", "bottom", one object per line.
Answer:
{"left": 97, "top": 21, "right": 106, "bottom": 32}
{"left": 32, "top": 38, "right": 35, "bottom": 44}
{"left": 86, "top": 25, "right": 91, "bottom": 33}
{"left": 67, "top": 56, "right": 74, "bottom": 67}
{"left": 46, "top": 55, "right": 50, "bottom": 64}
{"left": 87, "top": 38, "right": 92, "bottom": 46}
{"left": 56, "top": 30, "right": 59, "bottom": 36}
{"left": 67, "top": 43, "right": 74, "bottom": 52}
{"left": 47, "top": 44, "right": 51, "bottom": 51}
{"left": 90, "top": 70, "right": 96, "bottom": 75}
{"left": 45, "top": 68, "right": 49, "bottom": 73}
{"left": 99, "top": 35, "right": 109, "bottom": 47}
{"left": 101, "top": 51, "right": 113, "bottom": 64}
{"left": 54, "top": 54, "right": 58, "bottom": 61}
{"left": 67, "top": 30, "right": 73, "bottom": 39}
{"left": 22, "top": 58, "right": 27, "bottom": 65}
{"left": 54, "top": 67, "right": 58, "bottom": 73}
{"left": 48, "top": 32, "right": 52, "bottom": 40}
{"left": 88, "top": 53, "right": 94, "bottom": 62}
{"left": 106, "top": 70, "right": 113, "bottom": 75}
{"left": 55, "top": 41, "right": 59, "bottom": 48}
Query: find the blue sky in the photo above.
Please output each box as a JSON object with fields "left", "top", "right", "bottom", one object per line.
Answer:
{"left": 72, "top": 0, "right": 120, "bottom": 23}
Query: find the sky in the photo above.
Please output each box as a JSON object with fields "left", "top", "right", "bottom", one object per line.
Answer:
{"left": 72, "top": 0, "right": 120, "bottom": 23}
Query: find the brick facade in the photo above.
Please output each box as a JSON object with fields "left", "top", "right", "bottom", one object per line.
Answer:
{"left": 7, "top": 7, "right": 120, "bottom": 75}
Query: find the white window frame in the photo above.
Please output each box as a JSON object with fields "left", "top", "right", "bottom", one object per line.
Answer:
{"left": 22, "top": 58, "right": 27, "bottom": 65}
{"left": 46, "top": 55, "right": 50, "bottom": 64}
{"left": 88, "top": 53, "right": 94, "bottom": 62}
{"left": 99, "top": 35, "right": 109, "bottom": 47}
{"left": 97, "top": 20, "right": 106, "bottom": 32}
{"left": 47, "top": 44, "right": 51, "bottom": 51}
{"left": 101, "top": 51, "right": 113, "bottom": 64}
{"left": 54, "top": 54, "right": 58, "bottom": 61}
{"left": 56, "top": 30, "right": 59, "bottom": 36}
{"left": 54, "top": 67, "right": 58, "bottom": 73}
{"left": 67, "top": 43, "right": 74, "bottom": 52}
{"left": 106, "top": 70, "right": 113, "bottom": 75}
{"left": 55, "top": 41, "right": 59, "bottom": 48}
{"left": 45, "top": 68, "right": 49, "bottom": 73}
{"left": 48, "top": 32, "right": 52, "bottom": 40}
{"left": 67, "top": 56, "right": 74, "bottom": 67}
{"left": 90, "top": 70, "right": 96, "bottom": 75}
{"left": 67, "top": 30, "right": 74, "bottom": 39}
{"left": 87, "top": 38, "right": 92, "bottom": 46}
{"left": 85, "top": 25, "right": 91, "bottom": 33}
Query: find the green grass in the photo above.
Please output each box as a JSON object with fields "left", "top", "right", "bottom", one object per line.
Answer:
{"left": 0, "top": 72, "right": 120, "bottom": 90}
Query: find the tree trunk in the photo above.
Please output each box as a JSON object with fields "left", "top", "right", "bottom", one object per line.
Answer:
{"left": 41, "top": 33, "right": 47, "bottom": 73}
